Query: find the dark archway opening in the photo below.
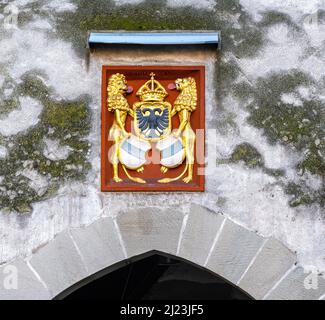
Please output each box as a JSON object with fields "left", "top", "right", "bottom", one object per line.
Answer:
{"left": 59, "top": 252, "right": 252, "bottom": 300}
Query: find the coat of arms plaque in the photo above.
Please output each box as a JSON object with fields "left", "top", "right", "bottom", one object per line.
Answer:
{"left": 101, "top": 66, "right": 205, "bottom": 192}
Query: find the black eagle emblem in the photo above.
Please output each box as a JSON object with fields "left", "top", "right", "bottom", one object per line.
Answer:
{"left": 136, "top": 108, "right": 169, "bottom": 138}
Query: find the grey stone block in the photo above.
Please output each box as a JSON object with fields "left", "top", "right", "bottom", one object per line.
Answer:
{"left": 238, "top": 238, "right": 296, "bottom": 299}
{"left": 117, "top": 207, "right": 184, "bottom": 257}
{"left": 0, "top": 259, "right": 50, "bottom": 300}
{"left": 70, "top": 217, "right": 125, "bottom": 275}
{"left": 29, "top": 231, "right": 87, "bottom": 298}
{"left": 178, "top": 204, "right": 224, "bottom": 266}
{"left": 266, "top": 267, "right": 325, "bottom": 300}
{"left": 206, "top": 219, "right": 264, "bottom": 284}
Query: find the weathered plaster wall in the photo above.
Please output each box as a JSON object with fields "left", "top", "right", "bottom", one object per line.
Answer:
{"left": 0, "top": 0, "right": 324, "bottom": 281}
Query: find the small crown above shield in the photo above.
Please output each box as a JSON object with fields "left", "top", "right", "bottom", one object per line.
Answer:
{"left": 136, "top": 73, "right": 168, "bottom": 102}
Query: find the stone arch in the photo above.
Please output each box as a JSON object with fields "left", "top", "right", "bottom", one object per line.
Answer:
{"left": 53, "top": 250, "right": 253, "bottom": 300}
{"left": 0, "top": 204, "right": 324, "bottom": 300}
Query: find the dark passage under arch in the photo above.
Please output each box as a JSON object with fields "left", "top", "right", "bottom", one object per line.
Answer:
{"left": 58, "top": 251, "right": 252, "bottom": 300}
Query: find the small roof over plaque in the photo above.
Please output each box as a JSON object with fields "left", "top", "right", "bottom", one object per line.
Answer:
{"left": 88, "top": 31, "right": 220, "bottom": 48}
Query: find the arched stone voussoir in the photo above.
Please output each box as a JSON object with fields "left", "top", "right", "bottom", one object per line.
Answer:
{"left": 265, "top": 266, "right": 325, "bottom": 300}
{"left": 205, "top": 218, "right": 265, "bottom": 285}
{"left": 29, "top": 230, "right": 88, "bottom": 299}
{"left": 0, "top": 259, "right": 51, "bottom": 300}
{"left": 70, "top": 217, "right": 125, "bottom": 276}
{"left": 238, "top": 238, "right": 297, "bottom": 300}
{"left": 177, "top": 204, "right": 225, "bottom": 266}
{"left": 116, "top": 206, "right": 184, "bottom": 258}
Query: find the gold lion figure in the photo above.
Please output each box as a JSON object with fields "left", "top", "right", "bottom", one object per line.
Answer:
{"left": 159, "top": 77, "right": 197, "bottom": 184}
{"left": 107, "top": 73, "right": 145, "bottom": 184}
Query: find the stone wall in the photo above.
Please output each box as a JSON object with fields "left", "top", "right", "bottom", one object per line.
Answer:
{"left": 0, "top": 0, "right": 324, "bottom": 300}
{"left": 1, "top": 204, "right": 324, "bottom": 300}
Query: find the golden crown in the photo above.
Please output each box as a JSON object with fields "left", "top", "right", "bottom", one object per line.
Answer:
{"left": 136, "top": 73, "right": 168, "bottom": 102}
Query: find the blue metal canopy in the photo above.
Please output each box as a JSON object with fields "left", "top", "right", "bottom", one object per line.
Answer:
{"left": 88, "top": 31, "right": 220, "bottom": 48}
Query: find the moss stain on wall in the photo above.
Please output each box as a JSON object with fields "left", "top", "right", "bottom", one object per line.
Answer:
{"left": 0, "top": 71, "right": 91, "bottom": 213}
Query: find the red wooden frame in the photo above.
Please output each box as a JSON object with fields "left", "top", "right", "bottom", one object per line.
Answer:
{"left": 101, "top": 66, "right": 205, "bottom": 192}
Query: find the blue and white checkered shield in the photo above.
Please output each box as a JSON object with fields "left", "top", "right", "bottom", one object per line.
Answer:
{"left": 156, "top": 136, "right": 185, "bottom": 168}
{"left": 119, "top": 135, "right": 151, "bottom": 170}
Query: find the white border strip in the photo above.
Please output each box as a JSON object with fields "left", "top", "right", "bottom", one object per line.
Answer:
{"left": 204, "top": 218, "right": 226, "bottom": 267}
{"left": 262, "top": 265, "right": 296, "bottom": 300}
{"left": 236, "top": 238, "right": 267, "bottom": 285}
{"left": 27, "top": 260, "right": 49, "bottom": 292}
{"left": 176, "top": 213, "right": 189, "bottom": 255}
{"left": 113, "top": 218, "right": 128, "bottom": 259}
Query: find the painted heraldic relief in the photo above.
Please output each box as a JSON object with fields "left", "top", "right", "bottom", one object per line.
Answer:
{"left": 101, "top": 66, "right": 205, "bottom": 192}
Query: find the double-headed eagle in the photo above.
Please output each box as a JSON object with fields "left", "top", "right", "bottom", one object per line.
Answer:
{"left": 136, "top": 107, "right": 169, "bottom": 139}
